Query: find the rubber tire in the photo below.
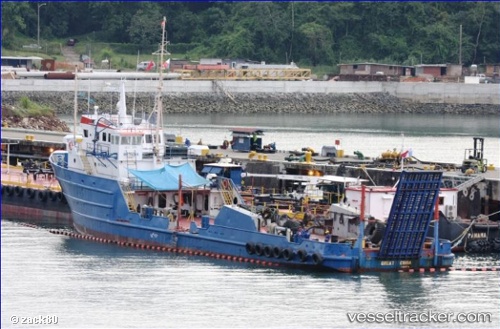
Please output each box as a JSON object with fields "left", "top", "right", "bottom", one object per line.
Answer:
{"left": 245, "top": 242, "right": 256, "bottom": 255}
{"left": 6, "top": 186, "right": 14, "bottom": 196}
{"left": 27, "top": 188, "right": 36, "bottom": 199}
{"left": 365, "top": 222, "right": 385, "bottom": 245}
{"left": 297, "top": 249, "right": 308, "bottom": 262}
{"left": 38, "top": 190, "right": 48, "bottom": 202}
{"left": 15, "top": 186, "right": 24, "bottom": 197}
{"left": 312, "top": 252, "right": 323, "bottom": 265}
{"left": 264, "top": 245, "right": 273, "bottom": 258}
{"left": 255, "top": 243, "right": 264, "bottom": 256}
{"left": 272, "top": 246, "right": 282, "bottom": 258}
{"left": 283, "top": 248, "right": 294, "bottom": 261}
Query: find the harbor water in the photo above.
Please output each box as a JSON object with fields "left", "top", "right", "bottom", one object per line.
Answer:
{"left": 1, "top": 220, "right": 499, "bottom": 328}
{"left": 162, "top": 113, "right": 500, "bottom": 166}
{"left": 4, "top": 112, "right": 500, "bottom": 328}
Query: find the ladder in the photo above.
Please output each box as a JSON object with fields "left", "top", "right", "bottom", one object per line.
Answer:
{"left": 121, "top": 183, "right": 137, "bottom": 212}
{"left": 219, "top": 178, "right": 246, "bottom": 206}
{"left": 220, "top": 178, "right": 235, "bottom": 205}
{"left": 79, "top": 153, "right": 94, "bottom": 175}
{"left": 125, "top": 149, "right": 138, "bottom": 172}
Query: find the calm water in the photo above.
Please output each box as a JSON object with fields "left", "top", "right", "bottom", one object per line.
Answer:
{"left": 1, "top": 220, "right": 499, "bottom": 328}
{"left": 162, "top": 113, "right": 500, "bottom": 166}
{"left": 7, "top": 112, "right": 500, "bottom": 328}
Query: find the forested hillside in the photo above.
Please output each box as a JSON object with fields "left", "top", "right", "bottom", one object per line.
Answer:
{"left": 2, "top": 2, "right": 499, "bottom": 68}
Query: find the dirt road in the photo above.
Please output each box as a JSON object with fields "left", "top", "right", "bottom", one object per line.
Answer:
{"left": 60, "top": 46, "right": 80, "bottom": 66}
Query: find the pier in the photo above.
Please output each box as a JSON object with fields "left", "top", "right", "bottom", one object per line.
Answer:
{"left": 2, "top": 127, "right": 499, "bottom": 222}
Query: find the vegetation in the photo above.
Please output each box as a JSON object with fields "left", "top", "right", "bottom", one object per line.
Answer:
{"left": 4, "top": 97, "right": 55, "bottom": 118}
{"left": 2, "top": 2, "right": 499, "bottom": 74}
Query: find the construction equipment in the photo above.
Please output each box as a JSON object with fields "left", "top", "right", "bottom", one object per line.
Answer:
{"left": 461, "top": 137, "right": 488, "bottom": 174}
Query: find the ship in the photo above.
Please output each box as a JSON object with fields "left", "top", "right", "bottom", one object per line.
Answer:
{"left": 321, "top": 179, "right": 500, "bottom": 253}
{"left": 48, "top": 17, "right": 454, "bottom": 273}
{"left": 1, "top": 162, "right": 71, "bottom": 226}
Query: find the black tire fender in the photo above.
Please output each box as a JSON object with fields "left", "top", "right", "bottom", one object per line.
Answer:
{"left": 6, "top": 185, "right": 14, "bottom": 196}
{"left": 26, "top": 188, "right": 36, "bottom": 199}
{"left": 282, "top": 248, "right": 294, "bottom": 261}
{"left": 264, "top": 245, "right": 273, "bottom": 258}
{"left": 365, "top": 222, "right": 386, "bottom": 245}
{"left": 245, "top": 242, "right": 256, "bottom": 255}
{"left": 272, "top": 246, "right": 282, "bottom": 258}
{"left": 15, "top": 186, "right": 24, "bottom": 197}
{"left": 492, "top": 238, "right": 500, "bottom": 252}
{"left": 312, "top": 252, "right": 324, "bottom": 265}
{"left": 38, "top": 190, "right": 48, "bottom": 202}
{"left": 49, "top": 190, "right": 58, "bottom": 201}
{"left": 297, "top": 249, "right": 308, "bottom": 262}
{"left": 255, "top": 243, "right": 264, "bottom": 256}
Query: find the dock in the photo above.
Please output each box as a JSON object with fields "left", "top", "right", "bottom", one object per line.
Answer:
{"left": 1, "top": 163, "right": 71, "bottom": 226}
{"left": 2, "top": 127, "right": 499, "bottom": 222}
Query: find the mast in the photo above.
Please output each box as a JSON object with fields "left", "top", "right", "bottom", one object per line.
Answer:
{"left": 155, "top": 16, "right": 166, "bottom": 161}
{"left": 159, "top": 16, "right": 165, "bottom": 119}
{"left": 118, "top": 81, "right": 127, "bottom": 125}
{"left": 73, "top": 65, "right": 78, "bottom": 141}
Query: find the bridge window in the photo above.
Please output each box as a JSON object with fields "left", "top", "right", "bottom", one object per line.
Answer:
{"left": 151, "top": 133, "right": 161, "bottom": 143}
{"left": 133, "top": 136, "right": 142, "bottom": 145}
{"left": 201, "top": 166, "right": 223, "bottom": 175}
{"left": 83, "top": 129, "right": 88, "bottom": 138}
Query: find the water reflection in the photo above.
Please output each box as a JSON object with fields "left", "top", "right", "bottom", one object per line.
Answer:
{"left": 62, "top": 113, "right": 500, "bottom": 137}
{"left": 164, "top": 113, "right": 500, "bottom": 137}
{"left": 376, "top": 272, "right": 432, "bottom": 311}
{"left": 60, "top": 236, "right": 364, "bottom": 281}
{"left": 3, "top": 220, "right": 499, "bottom": 328}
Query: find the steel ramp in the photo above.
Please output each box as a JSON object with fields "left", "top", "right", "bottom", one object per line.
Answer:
{"left": 378, "top": 171, "right": 443, "bottom": 259}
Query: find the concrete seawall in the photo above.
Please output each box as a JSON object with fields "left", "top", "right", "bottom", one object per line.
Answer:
{"left": 2, "top": 80, "right": 499, "bottom": 115}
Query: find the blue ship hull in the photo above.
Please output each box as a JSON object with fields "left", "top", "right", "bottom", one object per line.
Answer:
{"left": 52, "top": 162, "right": 454, "bottom": 273}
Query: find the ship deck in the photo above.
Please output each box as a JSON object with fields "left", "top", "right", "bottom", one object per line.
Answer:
{"left": 2, "top": 127, "right": 499, "bottom": 204}
{"left": 1, "top": 164, "right": 61, "bottom": 191}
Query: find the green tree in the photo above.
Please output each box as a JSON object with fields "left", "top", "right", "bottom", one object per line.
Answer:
{"left": 297, "top": 22, "right": 334, "bottom": 66}
{"left": 212, "top": 26, "right": 253, "bottom": 58}
{"left": 1, "top": 2, "right": 31, "bottom": 47}
{"left": 127, "top": 6, "right": 164, "bottom": 49}
{"left": 2, "top": 2, "right": 500, "bottom": 69}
